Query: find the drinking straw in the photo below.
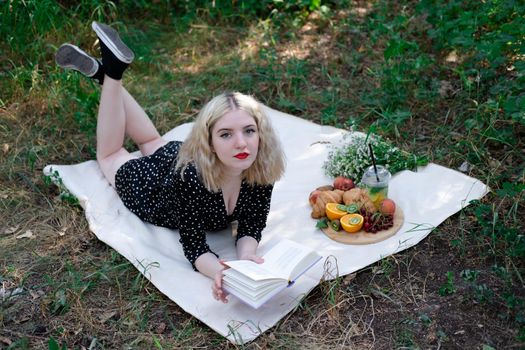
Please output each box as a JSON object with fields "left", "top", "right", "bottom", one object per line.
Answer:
{"left": 368, "top": 143, "right": 380, "bottom": 182}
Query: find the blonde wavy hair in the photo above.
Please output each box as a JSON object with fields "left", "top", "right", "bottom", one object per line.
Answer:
{"left": 175, "top": 92, "right": 285, "bottom": 192}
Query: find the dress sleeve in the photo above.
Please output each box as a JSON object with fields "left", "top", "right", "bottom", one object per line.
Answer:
{"left": 235, "top": 184, "right": 274, "bottom": 243}
{"left": 173, "top": 167, "right": 217, "bottom": 268}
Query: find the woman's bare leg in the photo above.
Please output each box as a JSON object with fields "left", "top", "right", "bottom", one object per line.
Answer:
{"left": 121, "top": 87, "right": 167, "bottom": 156}
{"left": 96, "top": 77, "right": 168, "bottom": 186}
{"left": 96, "top": 76, "right": 132, "bottom": 186}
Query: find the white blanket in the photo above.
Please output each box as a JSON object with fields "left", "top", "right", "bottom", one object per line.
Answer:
{"left": 44, "top": 106, "right": 488, "bottom": 344}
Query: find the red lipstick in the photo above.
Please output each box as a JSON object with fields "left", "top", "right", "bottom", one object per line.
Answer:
{"left": 234, "top": 152, "right": 249, "bottom": 159}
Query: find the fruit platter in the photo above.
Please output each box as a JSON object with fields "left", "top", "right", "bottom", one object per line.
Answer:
{"left": 309, "top": 176, "right": 404, "bottom": 245}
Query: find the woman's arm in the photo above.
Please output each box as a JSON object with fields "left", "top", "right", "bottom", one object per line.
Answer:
{"left": 173, "top": 168, "right": 231, "bottom": 302}
{"left": 194, "top": 252, "right": 224, "bottom": 278}
{"left": 235, "top": 184, "right": 273, "bottom": 250}
{"left": 195, "top": 252, "right": 228, "bottom": 303}
{"left": 236, "top": 236, "right": 264, "bottom": 263}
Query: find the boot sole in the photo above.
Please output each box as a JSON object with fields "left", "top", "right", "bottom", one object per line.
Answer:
{"left": 92, "top": 21, "right": 134, "bottom": 64}
{"left": 55, "top": 44, "right": 98, "bottom": 77}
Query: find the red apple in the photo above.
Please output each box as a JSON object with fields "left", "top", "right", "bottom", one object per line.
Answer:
{"left": 333, "top": 176, "right": 355, "bottom": 191}
{"left": 379, "top": 199, "right": 396, "bottom": 215}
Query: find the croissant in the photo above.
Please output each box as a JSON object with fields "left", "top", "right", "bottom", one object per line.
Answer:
{"left": 343, "top": 188, "right": 377, "bottom": 213}
{"left": 311, "top": 190, "right": 344, "bottom": 219}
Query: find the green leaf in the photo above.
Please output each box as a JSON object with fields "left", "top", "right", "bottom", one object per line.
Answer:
{"left": 48, "top": 338, "right": 63, "bottom": 350}
{"left": 316, "top": 218, "right": 329, "bottom": 229}
{"left": 496, "top": 182, "right": 525, "bottom": 198}
{"left": 513, "top": 60, "right": 525, "bottom": 73}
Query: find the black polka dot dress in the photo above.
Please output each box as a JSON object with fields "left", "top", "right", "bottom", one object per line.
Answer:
{"left": 115, "top": 141, "right": 274, "bottom": 267}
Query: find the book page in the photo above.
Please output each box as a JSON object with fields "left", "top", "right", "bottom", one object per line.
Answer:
{"left": 224, "top": 260, "right": 282, "bottom": 281}
{"left": 262, "top": 239, "right": 318, "bottom": 280}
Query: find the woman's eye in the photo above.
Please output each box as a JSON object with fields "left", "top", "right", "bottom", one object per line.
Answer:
{"left": 245, "top": 128, "right": 257, "bottom": 134}
{"left": 220, "top": 132, "right": 231, "bottom": 138}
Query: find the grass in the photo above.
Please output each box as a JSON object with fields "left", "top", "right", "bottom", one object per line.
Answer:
{"left": 1, "top": 0, "right": 524, "bottom": 348}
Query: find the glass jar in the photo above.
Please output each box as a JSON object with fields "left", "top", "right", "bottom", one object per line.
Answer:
{"left": 360, "top": 165, "right": 391, "bottom": 206}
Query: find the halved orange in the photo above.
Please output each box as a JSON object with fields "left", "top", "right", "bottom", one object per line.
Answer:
{"left": 340, "top": 214, "right": 364, "bottom": 233}
{"left": 325, "top": 203, "right": 347, "bottom": 221}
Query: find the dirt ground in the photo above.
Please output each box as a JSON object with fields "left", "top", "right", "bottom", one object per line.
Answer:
{"left": 1, "top": 198, "right": 521, "bottom": 348}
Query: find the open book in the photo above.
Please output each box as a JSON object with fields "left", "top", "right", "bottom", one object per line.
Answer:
{"left": 222, "top": 239, "right": 323, "bottom": 309}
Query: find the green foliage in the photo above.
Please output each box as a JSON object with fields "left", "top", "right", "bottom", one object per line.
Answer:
{"left": 395, "top": 327, "right": 418, "bottom": 349}
{"left": 323, "top": 131, "right": 428, "bottom": 181}
{"left": 460, "top": 269, "right": 494, "bottom": 303}
{"left": 418, "top": 0, "right": 525, "bottom": 122}
{"left": 359, "top": 8, "right": 523, "bottom": 343}
{"left": 438, "top": 271, "right": 456, "bottom": 296}
{"left": 460, "top": 269, "right": 479, "bottom": 283}
{"left": 316, "top": 217, "right": 329, "bottom": 229}
{"left": 2, "top": 0, "right": 64, "bottom": 50}
{"left": 418, "top": 313, "right": 432, "bottom": 327}
{"left": 324, "top": 276, "right": 342, "bottom": 306}
{"left": 459, "top": 181, "right": 525, "bottom": 340}
{"left": 43, "top": 170, "right": 80, "bottom": 206}
{"left": 48, "top": 337, "right": 67, "bottom": 350}
{"left": 49, "top": 289, "right": 69, "bottom": 315}
{"left": 468, "top": 196, "right": 524, "bottom": 260}
{"left": 464, "top": 185, "right": 524, "bottom": 269}
{"left": 6, "top": 337, "right": 30, "bottom": 350}
{"left": 58, "top": 0, "right": 330, "bottom": 27}
{"left": 361, "top": 4, "right": 438, "bottom": 114}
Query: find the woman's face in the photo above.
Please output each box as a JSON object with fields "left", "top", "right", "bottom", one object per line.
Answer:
{"left": 211, "top": 109, "right": 259, "bottom": 176}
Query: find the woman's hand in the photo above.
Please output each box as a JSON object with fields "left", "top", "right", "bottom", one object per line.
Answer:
{"left": 212, "top": 260, "right": 229, "bottom": 303}
{"left": 236, "top": 236, "right": 264, "bottom": 264}
{"left": 239, "top": 253, "right": 264, "bottom": 264}
{"left": 209, "top": 253, "right": 264, "bottom": 303}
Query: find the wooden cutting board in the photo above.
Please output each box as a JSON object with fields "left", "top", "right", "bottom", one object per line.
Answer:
{"left": 321, "top": 206, "right": 404, "bottom": 245}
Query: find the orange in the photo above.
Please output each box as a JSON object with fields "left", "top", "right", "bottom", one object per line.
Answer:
{"left": 340, "top": 214, "right": 364, "bottom": 233}
{"left": 325, "top": 203, "right": 347, "bottom": 221}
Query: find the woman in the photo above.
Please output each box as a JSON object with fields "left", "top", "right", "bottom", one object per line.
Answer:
{"left": 55, "top": 22, "right": 285, "bottom": 303}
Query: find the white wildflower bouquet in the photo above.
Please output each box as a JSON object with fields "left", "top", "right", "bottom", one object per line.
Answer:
{"left": 323, "top": 132, "right": 428, "bottom": 181}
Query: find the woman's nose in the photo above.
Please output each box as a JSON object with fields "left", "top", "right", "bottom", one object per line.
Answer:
{"left": 234, "top": 133, "right": 247, "bottom": 148}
